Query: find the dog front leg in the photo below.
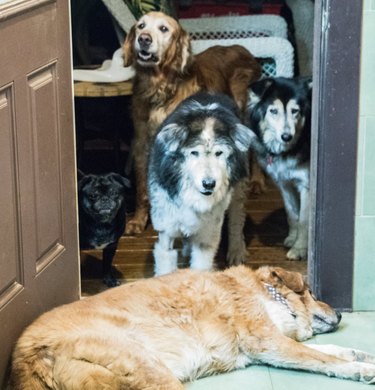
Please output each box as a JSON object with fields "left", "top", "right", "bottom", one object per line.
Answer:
{"left": 190, "top": 227, "right": 221, "bottom": 271}
{"left": 227, "top": 181, "right": 248, "bottom": 266}
{"left": 305, "top": 344, "right": 375, "bottom": 365}
{"left": 102, "top": 242, "right": 120, "bottom": 287}
{"left": 125, "top": 136, "right": 149, "bottom": 235}
{"left": 279, "top": 183, "right": 300, "bottom": 250}
{"left": 153, "top": 231, "right": 178, "bottom": 276}
{"left": 250, "top": 334, "right": 375, "bottom": 384}
{"left": 287, "top": 187, "right": 309, "bottom": 260}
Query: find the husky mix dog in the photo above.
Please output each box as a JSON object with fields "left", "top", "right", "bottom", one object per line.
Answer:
{"left": 246, "top": 77, "right": 312, "bottom": 260}
{"left": 148, "top": 92, "right": 256, "bottom": 275}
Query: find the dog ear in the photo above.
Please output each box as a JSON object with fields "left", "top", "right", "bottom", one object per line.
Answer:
{"left": 123, "top": 25, "right": 136, "bottom": 67}
{"left": 162, "top": 27, "right": 192, "bottom": 73}
{"left": 248, "top": 78, "right": 274, "bottom": 108}
{"left": 231, "top": 124, "right": 257, "bottom": 152}
{"left": 108, "top": 173, "right": 131, "bottom": 189}
{"left": 155, "top": 123, "right": 188, "bottom": 152}
{"left": 298, "top": 76, "right": 313, "bottom": 91}
{"left": 78, "top": 174, "right": 94, "bottom": 192}
{"left": 271, "top": 267, "right": 305, "bottom": 293}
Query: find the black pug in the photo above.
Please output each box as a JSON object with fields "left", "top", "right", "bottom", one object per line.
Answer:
{"left": 78, "top": 172, "right": 131, "bottom": 287}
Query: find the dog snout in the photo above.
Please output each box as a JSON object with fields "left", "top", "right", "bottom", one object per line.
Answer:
{"left": 202, "top": 179, "right": 216, "bottom": 190}
{"left": 281, "top": 133, "right": 293, "bottom": 142}
{"left": 138, "top": 33, "right": 152, "bottom": 48}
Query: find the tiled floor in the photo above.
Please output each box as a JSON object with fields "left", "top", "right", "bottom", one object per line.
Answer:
{"left": 186, "top": 312, "right": 375, "bottom": 389}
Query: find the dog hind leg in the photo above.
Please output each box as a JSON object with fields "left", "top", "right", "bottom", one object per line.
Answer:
{"left": 52, "top": 355, "right": 184, "bottom": 390}
{"left": 227, "top": 181, "right": 248, "bottom": 266}
{"left": 153, "top": 231, "right": 178, "bottom": 276}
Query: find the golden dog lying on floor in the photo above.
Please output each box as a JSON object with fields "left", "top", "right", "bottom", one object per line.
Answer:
{"left": 10, "top": 266, "right": 375, "bottom": 389}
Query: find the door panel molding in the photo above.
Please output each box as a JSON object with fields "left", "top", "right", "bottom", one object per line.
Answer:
{"left": 0, "top": 84, "right": 24, "bottom": 308}
{"left": 0, "top": 0, "right": 55, "bottom": 21}
{"left": 28, "top": 63, "right": 64, "bottom": 264}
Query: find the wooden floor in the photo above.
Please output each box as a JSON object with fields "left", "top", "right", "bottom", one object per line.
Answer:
{"left": 80, "top": 182, "right": 307, "bottom": 296}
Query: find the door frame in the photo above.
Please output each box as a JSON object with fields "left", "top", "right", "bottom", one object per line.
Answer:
{"left": 309, "top": 0, "right": 363, "bottom": 311}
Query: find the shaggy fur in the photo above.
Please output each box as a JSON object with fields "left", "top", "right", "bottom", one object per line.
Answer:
{"left": 148, "top": 92, "right": 255, "bottom": 275}
{"left": 246, "top": 77, "right": 312, "bottom": 260}
{"left": 122, "top": 11, "right": 261, "bottom": 235}
{"left": 10, "top": 265, "right": 375, "bottom": 389}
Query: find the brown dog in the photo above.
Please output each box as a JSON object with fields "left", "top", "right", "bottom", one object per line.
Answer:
{"left": 122, "top": 11, "right": 261, "bottom": 235}
{"left": 10, "top": 265, "right": 375, "bottom": 389}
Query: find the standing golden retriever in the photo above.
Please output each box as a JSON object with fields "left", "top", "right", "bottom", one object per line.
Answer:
{"left": 122, "top": 11, "right": 261, "bottom": 238}
{"left": 10, "top": 265, "right": 375, "bottom": 389}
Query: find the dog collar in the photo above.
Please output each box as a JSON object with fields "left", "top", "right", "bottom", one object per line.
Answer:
{"left": 263, "top": 283, "right": 296, "bottom": 318}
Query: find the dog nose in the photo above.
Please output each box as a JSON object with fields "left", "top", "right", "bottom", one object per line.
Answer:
{"left": 202, "top": 179, "right": 216, "bottom": 190}
{"left": 138, "top": 33, "right": 152, "bottom": 47}
{"left": 335, "top": 310, "right": 342, "bottom": 324}
{"left": 281, "top": 133, "right": 293, "bottom": 142}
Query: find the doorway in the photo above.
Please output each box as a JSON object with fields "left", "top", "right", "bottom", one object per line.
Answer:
{"left": 72, "top": 0, "right": 362, "bottom": 310}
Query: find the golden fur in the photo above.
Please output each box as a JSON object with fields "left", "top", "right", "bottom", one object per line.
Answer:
{"left": 10, "top": 265, "right": 375, "bottom": 389}
{"left": 122, "top": 12, "right": 262, "bottom": 234}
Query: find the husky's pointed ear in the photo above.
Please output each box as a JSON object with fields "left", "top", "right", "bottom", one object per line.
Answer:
{"left": 248, "top": 78, "right": 274, "bottom": 107}
{"left": 155, "top": 123, "right": 188, "bottom": 153}
{"left": 297, "top": 76, "right": 313, "bottom": 91}
{"left": 232, "top": 124, "right": 257, "bottom": 152}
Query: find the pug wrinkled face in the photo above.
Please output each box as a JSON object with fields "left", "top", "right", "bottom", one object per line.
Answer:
{"left": 79, "top": 174, "right": 130, "bottom": 222}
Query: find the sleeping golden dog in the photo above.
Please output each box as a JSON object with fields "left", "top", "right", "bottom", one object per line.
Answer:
{"left": 10, "top": 266, "right": 375, "bottom": 388}
{"left": 122, "top": 11, "right": 261, "bottom": 236}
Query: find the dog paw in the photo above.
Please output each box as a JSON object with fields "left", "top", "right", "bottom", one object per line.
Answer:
{"left": 358, "top": 363, "right": 375, "bottom": 384}
{"left": 227, "top": 247, "right": 248, "bottom": 266}
{"left": 284, "top": 235, "right": 296, "bottom": 248}
{"left": 125, "top": 218, "right": 147, "bottom": 235}
{"left": 286, "top": 246, "right": 307, "bottom": 260}
{"left": 103, "top": 276, "right": 121, "bottom": 288}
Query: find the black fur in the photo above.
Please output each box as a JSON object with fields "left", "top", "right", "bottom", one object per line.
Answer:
{"left": 148, "top": 92, "right": 253, "bottom": 199}
{"left": 78, "top": 173, "right": 130, "bottom": 287}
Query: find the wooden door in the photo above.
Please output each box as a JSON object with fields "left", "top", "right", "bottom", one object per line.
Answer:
{"left": 0, "top": 0, "right": 80, "bottom": 385}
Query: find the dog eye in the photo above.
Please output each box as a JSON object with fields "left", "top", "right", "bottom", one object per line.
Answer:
{"left": 191, "top": 151, "right": 199, "bottom": 156}
{"left": 291, "top": 108, "right": 300, "bottom": 115}
{"left": 138, "top": 22, "right": 145, "bottom": 29}
{"left": 269, "top": 108, "right": 278, "bottom": 115}
{"left": 215, "top": 151, "right": 223, "bottom": 157}
{"left": 159, "top": 25, "right": 169, "bottom": 33}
